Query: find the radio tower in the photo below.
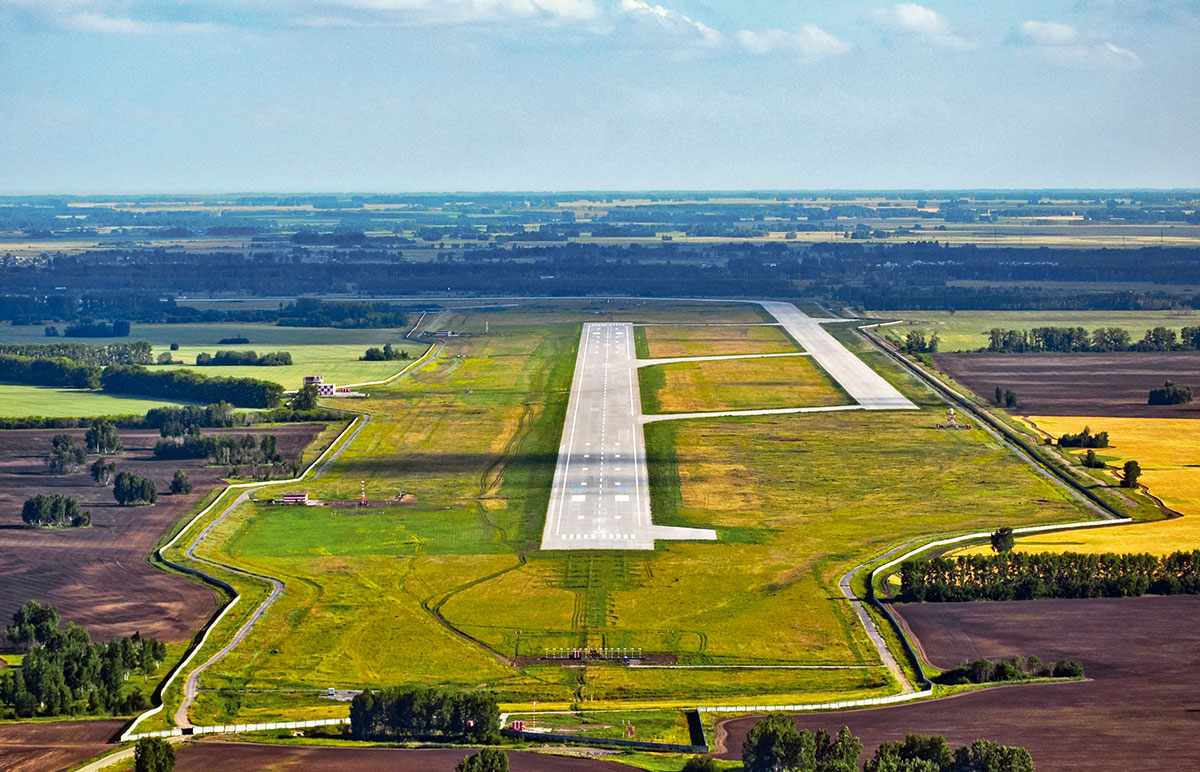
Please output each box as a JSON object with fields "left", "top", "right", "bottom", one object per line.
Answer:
{"left": 360, "top": 480, "right": 367, "bottom": 507}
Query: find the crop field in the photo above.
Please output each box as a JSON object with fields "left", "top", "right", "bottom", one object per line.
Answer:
{"left": 637, "top": 324, "right": 798, "bottom": 358}
{"left": 0, "top": 719, "right": 124, "bottom": 772}
{"left": 638, "top": 356, "right": 847, "bottom": 414}
{"left": 872, "top": 310, "right": 1200, "bottom": 352}
{"left": 714, "top": 596, "right": 1200, "bottom": 772}
{"left": 933, "top": 352, "right": 1200, "bottom": 418}
{"left": 956, "top": 415, "right": 1200, "bottom": 557}
{"left": 0, "top": 425, "right": 321, "bottom": 641}
{"left": 0, "top": 383, "right": 192, "bottom": 418}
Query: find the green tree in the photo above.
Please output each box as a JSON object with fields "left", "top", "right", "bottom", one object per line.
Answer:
{"left": 1121, "top": 460, "right": 1142, "bottom": 489}
{"left": 134, "top": 737, "right": 176, "bottom": 772}
{"left": 994, "top": 386, "right": 1003, "bottom": 405}
{"left": 815, "top": 726, "right": 861, "bottom": 771}
{"left": 170, "top": 470, "right": 192, "bottom": 495}
{"left": 1003, "top": 389, "right": 1017, "bottom": 408}
{"left": 1082, "top": 449, "right": 1106, "bottom": 469}
{"left": 290, "top": 383, "right": 319, "bottom": 410}
{"left": 85, "top": 419, "right": 123, "bottom": 454}
{"left": 47, "top": 433, "right": 86, "bottom": 474}
{"left": 456, "top": 748, "right": 508, "bottom": 772}
{"left": 990, "top": 527, "right": 1015, "bottom": 554}
{"left": 742, "top": 714, "right": 814, "bottom": 772}
{"left": 951, "top": 739, "right": 1033, "bottom": 772}
{"left": 91, "top": 457, "right": 116, "bottom": 485}
{"left": 114, "top": 471, "right": 158, "bottom": 506}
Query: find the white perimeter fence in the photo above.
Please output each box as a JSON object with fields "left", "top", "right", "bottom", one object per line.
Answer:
{"left": 127, "top": 717, "right": 347, "bottom": 742}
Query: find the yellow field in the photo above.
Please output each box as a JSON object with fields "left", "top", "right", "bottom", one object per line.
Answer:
{"left": 642, "top": 325, "right": 798, "bottom": 358}
{"left": 959, "top": 415, "right": 1200, "bottom": 556}
{"left": 647, "top": 355, "right": 847, "bottom": 414}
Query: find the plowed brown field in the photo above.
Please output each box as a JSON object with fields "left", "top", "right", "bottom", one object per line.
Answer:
{"left": 174, "top": 741, "right": 636, "bottom": 771}
{"left": 934, "top": 351, "right": 1200, "bottom": 417}
{"left": 0, "top": 719, "right": 122, "bottom": 772}
{"left": 0, "top": 425, "right": 321, "bottom": 642}
{"left": 716, "top": 596, "right": 1200, "bottom": 771}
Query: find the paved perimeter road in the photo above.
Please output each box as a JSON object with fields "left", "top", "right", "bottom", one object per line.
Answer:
{"left": 761, "top": 301, "right": 917, "bottom": 410}
{"left": 541, "top": 322, "right": 716, "bottom": 550}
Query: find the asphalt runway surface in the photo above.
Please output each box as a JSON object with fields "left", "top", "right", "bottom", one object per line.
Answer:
{"left": 541, "top": 322, "right": 715, "bottom": 550}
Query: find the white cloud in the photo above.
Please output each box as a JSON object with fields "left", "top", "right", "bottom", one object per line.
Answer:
{"left": 869, "top": 3, "right": 973, "bottom": 50}
{"left": 735, "top": 25, "right": 850, "bottom": 61}
{"left": 330, "top": 0, "right": 602, "bottom": 25}
{"left": 617, "top": 0, "right": 724, "bottom": 48}
{"left": 65, "top": 12, "right": 221, "bottom": 35}
{"left": 1017, "top": 19, "right": 1142, "bottom": 69}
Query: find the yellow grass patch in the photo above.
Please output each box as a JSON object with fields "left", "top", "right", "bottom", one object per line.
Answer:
{"left": 643, "top": 325, "right": 798, "bottom": 358}
{"left": 958, "top": 415, "right": 1200, "bottom": 556}
{"left": 649, "top": 355, "right": 847, "bottom": 414}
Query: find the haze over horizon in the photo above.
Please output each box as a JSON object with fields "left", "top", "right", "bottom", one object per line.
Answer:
{"left": 2, "top": 0, "right": 1198, "bottom": 193}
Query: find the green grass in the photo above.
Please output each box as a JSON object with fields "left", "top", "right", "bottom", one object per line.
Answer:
{"left": 638, "top": 356, "right": 848, "bottom": 414}
{"left": 0, "top": 322, "right": 424, "bottom": 390}
{"left": 153, "top": 303, "right": 1101, "bottom": 725}
{"left": 871, "top": 309, "right": 1200, "bottom": 352}
{"left": 640, "top": 325, "right": 799, "bottom": 358}
{"left": 0, "top": 383, "right": 195, "bottom": 418}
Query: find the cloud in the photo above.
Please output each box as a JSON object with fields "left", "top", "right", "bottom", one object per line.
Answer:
{"left": 735, "top": 25, "right": 850, "bottom": 61}
{"left": 617, "top": 0, "right": 724, "bottom": 48}
{"left": 65, "top": 12, "right": 221, "bottom": 35}
{"left": 329, "top": 0, "right": 602, "bottom": 25}
{"left": 869, "top": 3, "right": 973, "bottom": 50}
{"left": 1016, "top": 19, "right": 1143, "bottom": 69}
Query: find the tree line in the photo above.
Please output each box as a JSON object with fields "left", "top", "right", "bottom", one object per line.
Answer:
{"left": 900, "top": 550, "right": 1200, "bottom": 602}
{"left": 0, "top": 401, "right": 342, "bottom": 431}
{"left": 1, "top": 601, "right": 166, "bottom": 718}
{"left": 933, "top": 655, "right": 1083, "bottom": 686}
{"left": 361, "top": 343, "right": 409, "bottom": 361}
{"left": 0, "top": 341, "right": 152, "bottom": 366}
{"left": 349, "top": 686, "right": 498, "bottom": 743}
{"left": 154, "top": 432, "right": 284, "bottom": 469}
{"left": 984, "top": 325, "right": 1200, "bottom": 353}
{"left": 0, "top": 353, "right": 101, "bottom": 389}
{"left": 1057, "top": 426, "right": 1109, "bottom": 448}
{"left": 195, "top": 350, "right": 293, "bottom": 367}
{"left": 22, "top": 494, "right": 91, "bottom": 528}
{"left": 740, "top": 716, "right": 1033, "bottom": 772}
{"left": 63, "top": 320, "right": 131, "bottom": 338}
{"left": 100, "top": 364, "right": 283, "bottom": 408}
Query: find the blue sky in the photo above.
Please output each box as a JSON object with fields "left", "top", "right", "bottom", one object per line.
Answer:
{"left": 1, "top": 1, "right": 1197, "bottom": 192}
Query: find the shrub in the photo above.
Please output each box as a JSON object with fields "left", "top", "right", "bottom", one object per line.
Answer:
{"left": 1148, "top": 381, "right": 1193, "bottom": 405}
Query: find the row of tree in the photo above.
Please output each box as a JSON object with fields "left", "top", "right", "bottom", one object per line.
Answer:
{"left": 100, "top": 364, "right": 283, "bottom": 408}
{"left": 900, "top": 331, "right": 940, "bottom": 354}
{"left": 934, "top": 655, "right": 1083, "bottom": 686}
{"left": 1, "top": 601, "right": 165, "bottom": 718}
{"left": 1148, "top": 381, "right": 1193, "bottom": 405}
{"left": 63, "top": 320, "right": 131, "bottom": 338}
{"left": 361, "top": 343, "right": 410, "bottom": 361}
{"left": 195, "top": 350, "right": 293, "bottom": 366}
{"left": 900, "top": 550, "right": 1200, "bottom": 602}
{"left": 349, "top": 686, "right": 498, "bottom": 743}
{"left": 0, "top": 353, "right": 101, "bottom": 389}
{"left": 740, "top": 716, "right": 1033, "bottom": 772}
{"left": 1057, "top": 426, "right": 1109, "bottom": 448}
{"left": 153, "top": 433, "right": 284, "bottom": 468}
{"left": 0, "top": 341, "right": 152, "bottom": 366}
{"left": 984, "top": 325, "right": 1200, "bottom": 353}
{"left": 21, "top": 494, "right": 91, "bottom": 528}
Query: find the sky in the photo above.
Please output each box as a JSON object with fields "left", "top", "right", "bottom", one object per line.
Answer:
{"left": 0, "top": 0, "right": 1198, "bottom": 193}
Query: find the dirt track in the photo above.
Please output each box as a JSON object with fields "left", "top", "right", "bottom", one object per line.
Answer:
{"left": 0, "top": 719, "right": 123, "bottom": 772}
{"left": 934, "top": 351, "right": 1200, "bottom": 418}
{"left": 0, "top": 426, "right": 321, "bottom": 642}
{"left": 716, "top": 596, "right": 1200, "bottom": 771}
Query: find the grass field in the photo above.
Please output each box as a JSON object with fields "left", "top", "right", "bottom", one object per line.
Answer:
{"left": 638, "top": 356, "right": 847, "bottom": 414}
{"left": 0, "top": 322, "right": 424, "bottom": 390}
{"left": 156, "top": 302, "right": 1099, "bottom": 724}
{"left": 871, "top": 310, "right": 1200, "bottom": 352}
{"left": 0, "top": 383, "right": 193, "bottom": 418}
{"left": 639, "top": 325, "right": 798, "bottom": 358}
{"left": 957, "top": 415, "right": 1200, "bottom": 557}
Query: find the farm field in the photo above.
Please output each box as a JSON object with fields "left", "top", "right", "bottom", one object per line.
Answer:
{"left": 167, "top": 742, "right": 636, "bottom": 772}
{"left": 0, "top": 425, "right": 322, "bottom": 641}
{"left": 0, "top": 322, "right": 425, "bottom": 390}
{"left": 0, "top": 383, "right": 192, "bottom": 418}
{"left": 0, "top": 719, "right": 124, "bottom": 772}
{"left": 957, "top": 415, "right": 1200, "bottom": 556}
{"left": 933, "top": 352, "right": 1200, "bottom": 418}
{"left": 638, "top": 355, "right": 846, "bottom": 414}
{"left": 874, "top": 309, "right": 1200, "bottom": 352}
{"left": 714, "top": 596, "right": 1200, "bottom": 771}
{"left": 638, "top": 324, "right": 798, "bottom": 358}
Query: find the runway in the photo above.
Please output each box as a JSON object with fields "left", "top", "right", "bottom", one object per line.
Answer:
{"left": 540, "top": 323, "right": 716, "bottom": 551}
